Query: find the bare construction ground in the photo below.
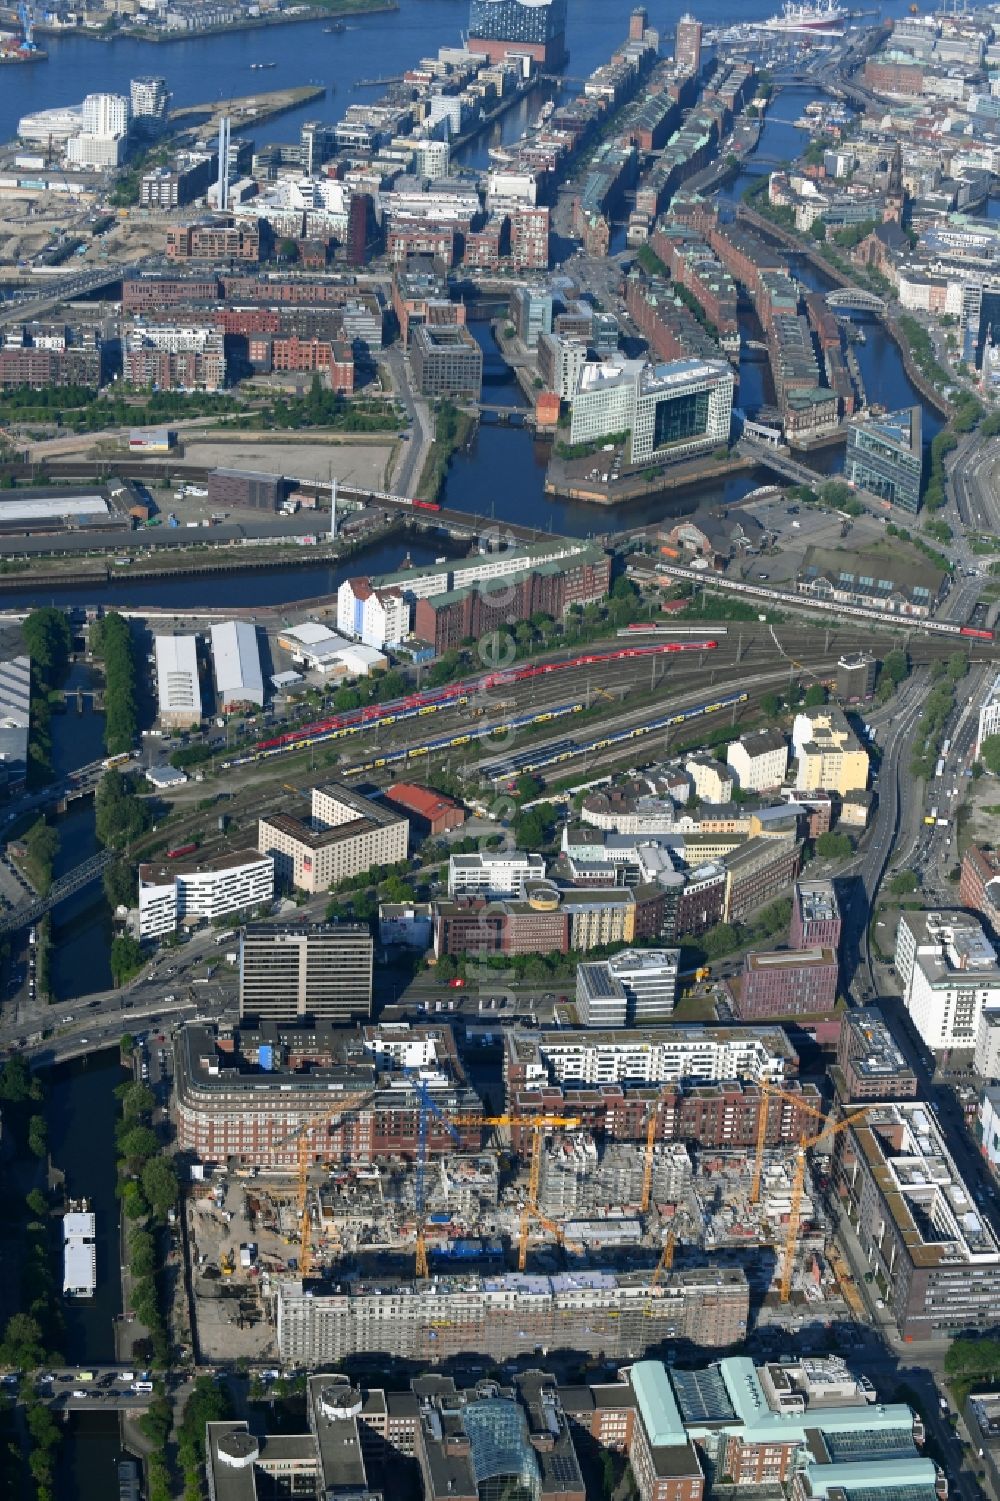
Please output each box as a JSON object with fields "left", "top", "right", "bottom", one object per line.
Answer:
{"left": 179, "top": 436, "right": 395, "bottom": 488}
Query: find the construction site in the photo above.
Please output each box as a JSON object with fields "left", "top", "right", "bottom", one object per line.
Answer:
{"left": 178, "top": 1022, "right": 865, "bottom": 1365}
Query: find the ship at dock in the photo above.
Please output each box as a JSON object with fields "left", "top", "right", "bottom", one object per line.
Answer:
{"left": 756, "top": 0, "right": 846, "bottom": 32}
{"left": 63, "top": 1199, "right": 96, "bottom": 1300}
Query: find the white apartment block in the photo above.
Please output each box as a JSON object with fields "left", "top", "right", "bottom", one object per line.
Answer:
{"left": 976, "top": 671, "right": 1000, "bottom": 757}
{"left": 138, "top": 850, "right": 274, "bottom": 939}
{"left": 726, "top": 728, "right": 789, "bottom": 792}
{"left": 792, "top": 705, "right": 869, "bottom": 796}
{"left": 507, "top": 1026, "right": 795, "bottom": 1091}
{"left": 336, "top": 577, "right": 409, "bottom": 650}
{"left": 685, "top": 757, "right": 732, "bottom": 804}
{"left": 976, "top": 1008, "right": 1000, "bottom": 1080}
{"left": 895, "top": 910, "right": 1000, "bottom": 1053}
{"left": 447, "top": 850, "right": 545, "bottom": 899}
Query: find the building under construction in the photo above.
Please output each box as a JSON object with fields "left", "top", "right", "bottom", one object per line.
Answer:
{"left": 275, "top": 1266, "right": 749, "bottom": 1366}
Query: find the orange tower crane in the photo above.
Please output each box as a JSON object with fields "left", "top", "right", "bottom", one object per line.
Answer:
{"left": 446, "top": 1113, "right": 581, "bottom": 1271}
{"left": 778, "top": 1109, "right": 868, "bottom": 1303}
{"left": 277, "top": 1093, "right": 374, "bottom": 1280}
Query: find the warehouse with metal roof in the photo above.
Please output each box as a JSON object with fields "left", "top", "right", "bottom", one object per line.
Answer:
{"left": 154, "top": 634, "right": 201, "bottom": 729}
{"left": 210, "top": 620, "right": 264, "bottom": 711}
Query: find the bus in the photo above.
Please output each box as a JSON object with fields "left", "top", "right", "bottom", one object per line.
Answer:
{"left": 102, "top": 751, "right": 134, "bottom": 770}
{"left": 214, "top": 930, "right": 238, "bottom": 946}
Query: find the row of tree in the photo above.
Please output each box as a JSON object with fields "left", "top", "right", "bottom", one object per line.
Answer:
{"left": 90, "top": 611, "right": 138, "bottom": 756}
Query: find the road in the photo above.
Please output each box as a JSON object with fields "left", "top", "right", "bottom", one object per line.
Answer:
{"left": 12, "top": 1366, "right": 155, "bottom": 1411}
{"left": 383, "top": 344, "right": 432, "bottom": 499}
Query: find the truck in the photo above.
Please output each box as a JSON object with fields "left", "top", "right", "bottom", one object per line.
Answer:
{"left": 934, "top": 758, "right": 945, "bottom": 779}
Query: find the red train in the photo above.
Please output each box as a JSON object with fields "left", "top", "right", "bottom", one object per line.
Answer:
{"left": 166, "top": 842, "right": 198, "bottom": 859}
{"left": 252, "top": 641, "right": 718, "bottom": 754}
{"left": 960, "top": 626, "right": 993, "bottom": 641}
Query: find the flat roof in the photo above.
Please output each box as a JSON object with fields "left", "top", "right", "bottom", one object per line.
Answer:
{"left": 0, "top": 494, "right": 110, "bottom": 522}
{"left": 154, "top": 634, "right": 200, "bottom": 717}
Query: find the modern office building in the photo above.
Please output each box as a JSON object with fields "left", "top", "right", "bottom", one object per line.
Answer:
{"left": 675, "top": 13, "right": 703, "bottom": 74}
{"left": 209, "top": 620, "right": 264, "bottom": 712}
{"left": 569, "top": 357, "right": 733, "bottom": 466}
{"left": 834, "top": 1006, "right": 918, "bottom": 1102}
{"left": 467, "top": 0, "right": 568, "bottom": 68}
{"left": 410, "top": 323, "right": 483, "bottom": 399}
{"left": 736, "top": 947, "right": 839, "bottom": 1019}
{"left": 137, "top": 850, "right": 274, "bottom": 939}
{"left": 576, "top": 948, "right": 680, "bottom": 1026}
{"left": 239, "top": 923, "right": 373, "bottom": 1022}
{"left": 448, "top": 851, "right": 545, "bottom": 899}
{"left": 726, "top": 727, "right": 788, "bottom": 792}
{"left": 792, "top": 705, "right": 869, "bottom": 796}
{"left": 154, "top": 634, "right": 201, "bottom": 729}
{"left": 790, "top": 879, "right": 842, "bottom": 951}
{"left": 276, "top": 1265, "right": 747, "bottom": 1366}
{"left": 511, "top": 285, "right": 553, "bottom": 348}
{"left": 258, "top": 782, "right": 408, "bottom": 894}
{"left": 835, "top": 1101, "right": 1000, "bottom": 1339}
{"left": 845, "top": 405, "right": 922, "bottom": 513}
{"left": 537, "top": 332, "right": 588, "bottom": 400}
{"left": 895, "top": 909, "right": 1000, "bottom": 1054}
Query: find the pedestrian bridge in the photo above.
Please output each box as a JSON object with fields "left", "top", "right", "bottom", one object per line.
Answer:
{"left": 826, "top": 287, "right": 887, "bottom": 313}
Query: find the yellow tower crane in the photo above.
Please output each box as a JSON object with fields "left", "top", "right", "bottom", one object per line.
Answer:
{"left": 640, "top": 1109, "right": 658, "bottom": 1215}
{"left": 750, "top": 1079, "right": 841, "bottom": 1206}
{"left": 276, "top": 1092, "right": 374, "bottom": 1281}
{"left": 446, "top": 1112, "right": 581, "bottom": 1271}
{"left": 777, "top": 1107, "right": 870, "bottom": 1304}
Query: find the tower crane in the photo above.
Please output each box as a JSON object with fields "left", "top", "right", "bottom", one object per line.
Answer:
{"left": 640, "top": 1108, "right": 658, "bottom": 1215}
{"left": 275, "top": 1091, "right": 374, "bottom": 1281}
{"left": 410, "top": 1077, "right": 461, "bottom": 1280}
{"left": 750, "top": 1079, "right": 836, "bottom": 1206}
{"left": 776, "top": 1106, "right": 870, "bottom": 1304}
{"left": 445, "top": 1112, "right": 581, "bottom": 1271}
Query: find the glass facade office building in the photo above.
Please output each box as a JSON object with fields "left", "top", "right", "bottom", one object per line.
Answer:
{"left": 845, "top": 405, "right": 922, "bottom": 514}
{"left": 468, "top": 0, "right": 567, "bottom": 65}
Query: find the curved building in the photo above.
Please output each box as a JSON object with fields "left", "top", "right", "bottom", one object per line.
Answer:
{"left": 468, "top": 0, "right": 567, "bottom": 67}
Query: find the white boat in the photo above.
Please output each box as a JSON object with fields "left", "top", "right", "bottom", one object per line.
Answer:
{"left": 63, "top": 1200, "right": 96, "bottom": 1299}
{"left": 756, "top": 0, "right": 846, "bottom": 32}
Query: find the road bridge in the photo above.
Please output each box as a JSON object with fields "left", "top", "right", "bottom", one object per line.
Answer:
{"left": 0, "top": 850, "right": 115, "bottom": 933}
{"left": 0, "top": 266, "right": 124, "bottom": 328}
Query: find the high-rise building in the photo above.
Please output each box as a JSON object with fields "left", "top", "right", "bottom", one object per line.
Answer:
{"left": 675, "top": 13, "right": 703, "bottom": 75}
{"left": 239, "top": 922, "right": 373, "bottom": 1022}
{"left": 845, "top": 405, "right": 922, "bottom": 513}
{"left": 130, "top": 77, "right": 168, "bottom": 119}
{"left": 81, "top": 92, "right": 130, "bottom": 136}
{"left": 568, "top": 357, "right": 733, "bottom": 466}
{"left": 299, "top": 119, "right": 337, "bottom": 175}
{"left": 468, "top": 0, "right": 568, "bottom": 68}
{"left": 217, "top": 114, "right": 231, "bottom": 213}
{"left": 629, "top": 6, "right": 648, "bottom": 41}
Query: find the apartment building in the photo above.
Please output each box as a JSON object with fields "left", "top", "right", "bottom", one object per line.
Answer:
{"left": 722, "top": 836, "right": 801, "bottom": 924}
{"left": 504, "top": 1025, "right": 799, "bottom": 1093}
{"left": 174, "top": 1020, "right": 482, "bottom": 1168}
{"left": 792, "top": 705, "right": 869, "bottom": 796}
{"left": 684, "top": 757, "right": 732, "bottom": 804}
{"left": 259, "top": 782, "right": 408, "bottom": 894}
{"left": 976, "top": 672, "right": 1000, "bottom": 758}
{"left": 137, "top": 850, "right": 274, "bottom": 939}
{"left": 895, "top": 909, "right": 1000, "bottom": 1054}
{"left": 275, "top": 1266, "right": 748, "bottom": 1366}
{"left": 336, "top": 576, "right": 409, "bottom": 650}
{"left": 835, "top": 1101, "right": 1000, "bottom": 1339}
{"left": 239, "top": 923, "right": 373, "bottom": 1022}
{"left": 833, "top": 1006, "right": 918, "bottom": 1102}
{"left": 726, "top": 727, "right": 788, "bottom": 792}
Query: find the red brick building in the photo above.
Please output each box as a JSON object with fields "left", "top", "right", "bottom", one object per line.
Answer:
{"left": 386, "top": 783, "right": 465, "bottom": 835}
{"left": 960, "top": 844, "right": 1000, "bottom": 936}
{"left": 735, "top": 947, "right": 839, "bottom": 1019}
{"left": 166, "top": 222, "right": 260, "bottom": 262}
{"left": 434, "top": 899, "right": 569, "bottom": 958}
{"left": 414, "top": 548, "right": 610, "bottom": 653}
{"left": 509, "top": 204, "right": 550, "bottom": 270}
{"left": 122, "top": 276, "right": 219, "bottom": 313}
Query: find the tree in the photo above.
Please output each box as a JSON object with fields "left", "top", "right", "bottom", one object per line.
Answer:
{"left": 760, "top": 692, "right": 782, "bottom": 720}
{"left": 883, "top": 649, "right": 908, "bottom": 686}
{"left": 0, "top": 1312, "right": 46, "bottom": 1369}
{"left": 0, "top": 1054, "right": 34, "bottom": 1104}
{"left": 27, "top": 1114, "right": 46, "bottom": 1159}
{"left": 111, "top": 934, "right": 145, "bottom": 987}
{"left": 119, "top": 1081, "right": 156, "bottom": 1123}
{"left": 981, "top": 736, "right": 1000, "bottom": 776}
{"left": 118, "top": 1125, "right": 159, "bottom": 1170}
{"left": 25, "top": 1189, "right": 48, "bottom": 1219}
{"left": 96, "top": 770, "right": 151, "bottom": 851}
{"left": 21, "top": 608, "right": 71, "bottom": 686}
{"left": 890, "top": 870, "right": 919, "bottom": 895}
{"left": 141, "top": 1155, "right": 178, "bottom": 1223}
{"left": 803, "top": 683, "right": 827, "bottom": 708}
{"left": 816, "top": 831, "right": 852, "bottom": 858}
{"left": 104, "top": 859, "right": 137, "bottom": 910}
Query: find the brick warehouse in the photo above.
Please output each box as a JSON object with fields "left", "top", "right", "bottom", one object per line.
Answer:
{"left": 414, "top": 547, "right": 610, "bottom": 653}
